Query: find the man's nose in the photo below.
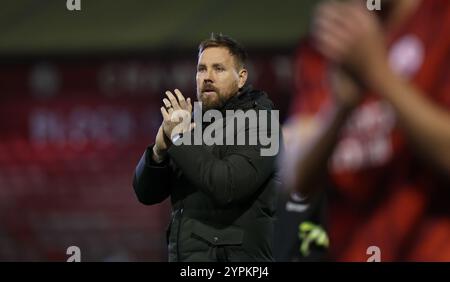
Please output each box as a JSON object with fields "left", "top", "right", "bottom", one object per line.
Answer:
{"left": 203, "top": 77, "right": 213, "bottom": 85}
{"left": 204, "top": 69, "right": 214, "bottom": 81}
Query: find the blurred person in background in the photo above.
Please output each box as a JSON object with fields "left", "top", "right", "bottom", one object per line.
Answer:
{"left": 282, "top": 0, "right": 450, "bottom": 261}
{"left": 133, "top": 34, "right": 280, "bottom": 262}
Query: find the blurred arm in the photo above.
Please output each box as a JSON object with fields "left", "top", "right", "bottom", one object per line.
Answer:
{"left": 368, "top": 62, "right": 450, "bottom": 174}
{"left": 283, "top": 104, "right": 352, "bottom": 198}
{"left": 283, "top": 67, "right": 360, "bottom": 197}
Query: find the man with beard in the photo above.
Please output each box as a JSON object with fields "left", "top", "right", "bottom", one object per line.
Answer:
{"left": 133, "top": 34, "right": 280, "bottom": 262}
{"left": 283, "top": 0, "right": 450, "bottom": 261}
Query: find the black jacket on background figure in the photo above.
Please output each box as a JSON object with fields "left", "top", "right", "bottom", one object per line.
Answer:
{"left": 133, "top": 85, "right": 281, "bottom": 262}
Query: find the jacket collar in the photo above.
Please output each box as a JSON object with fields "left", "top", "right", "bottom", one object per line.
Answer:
{"left": 219, "top": 85, "right": 266, "bottom": 113}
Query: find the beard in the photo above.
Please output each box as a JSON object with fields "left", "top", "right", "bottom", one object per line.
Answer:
{"left": 196, "top": 83, "right": 238, "bottom": 111}
{"left": 198, "top": 91, "right": 227, "bottom": 111}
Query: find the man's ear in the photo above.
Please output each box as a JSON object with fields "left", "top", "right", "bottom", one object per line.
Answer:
{"left": 238, "top": 68, "right": 248, "bottom": 88}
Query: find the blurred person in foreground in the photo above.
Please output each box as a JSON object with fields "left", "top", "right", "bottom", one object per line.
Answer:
{"left": 133, "top": 34, "right": 281, "bottom": 262}
{"left": 282, "top": 0, "right": 450, "bottom": 261}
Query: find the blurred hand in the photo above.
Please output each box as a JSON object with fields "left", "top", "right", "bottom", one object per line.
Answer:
{"left": 312, "top": 0, "right": 388, "bottom": 84}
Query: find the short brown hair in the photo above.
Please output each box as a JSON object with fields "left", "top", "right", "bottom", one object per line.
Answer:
{"left": 198, "top": 33, "right": 248, "bottom": 69}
